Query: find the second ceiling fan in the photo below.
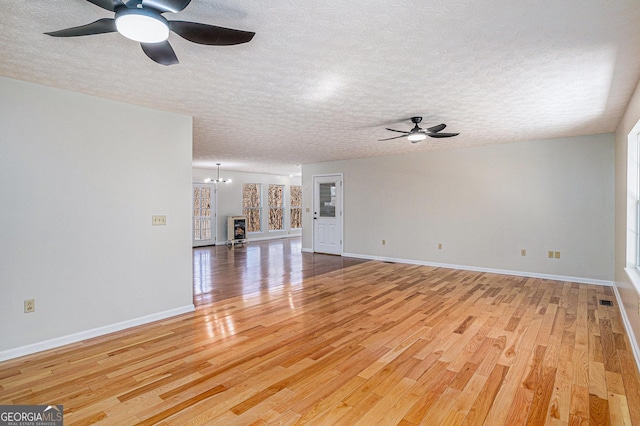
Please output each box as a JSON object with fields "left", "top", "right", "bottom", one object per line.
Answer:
{"left": 380, "top": 117, "right": 459, "bottom": 143}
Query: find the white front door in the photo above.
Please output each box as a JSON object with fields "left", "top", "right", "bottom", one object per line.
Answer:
{"left": 192, "top": 184, "right": 216, "bottom": 247}
{"left": 313, "top": 175, "right": 343, "bottom": 255}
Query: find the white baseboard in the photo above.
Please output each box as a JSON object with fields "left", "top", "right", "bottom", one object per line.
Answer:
{"left": 611, "top": 284, "right": 640, "bottom": 374}
{"left": 214, "top": 233, "right": 301, "bottom": 245}
{"left": 0, "top": 304, "right": 195, "bottom": 362}
{"left": 301, "top": 247, "right": 313, "bottom": 253}
{"left": 341, "top": 252, "right": 614, "bottom": 287}
{"left": 245, "top": 234, "right": 301, "bottom": 243}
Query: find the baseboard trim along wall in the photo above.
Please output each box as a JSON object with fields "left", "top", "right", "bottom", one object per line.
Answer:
{"left": 213, "top": 233, "right": 302, "bottom": 246}
{"left": 0, "top": 304, "right": 195, "bottom": 362}
{"left": 612, "top": 285, "right": 640, "bottom": 374}
{"left": 243, "top": 234, "right": 302, "bottom": 243}
{"left": 342, "top": 252, "right": 614, "bottom": 287}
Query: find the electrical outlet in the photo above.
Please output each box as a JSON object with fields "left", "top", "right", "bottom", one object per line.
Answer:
{"left": 438, "top": 243, "right": 442, "bottom": 250}
{"left": 382, "top": 239, "right": 386, "bottom": 245}
{"left": 554, "top": 251, "right": 561, "bottom": 259}
{"left": 24, "top": 299, "right": 35, "bottom": 313}
{"left": 548, "top": 251, "right": 554, "bottom": 259}
{"left": 521, "top": 249, "right": 526, "bottom": 256}
{"left": 152, "top": 215, "right": 167, "bottom": 226}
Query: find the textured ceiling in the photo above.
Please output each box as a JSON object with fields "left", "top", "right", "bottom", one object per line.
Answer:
{"left": 1, "top": 1, "right": 640, "bottom": 175}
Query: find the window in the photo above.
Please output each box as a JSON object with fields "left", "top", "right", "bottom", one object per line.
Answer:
{"left": 242, "top": 183, "right": 262, "bottom": 232}
{"left": 637, "top": 133, "right": 640, "bottom": 268}
{"left": 290, "top": 185, "right": 302, "bottom": 229}
{"left": 625, "top": 128, "right": 640, "bottom": 293}
{"left": 318, "top": 182, "right": 336, "bottom": 217}
{"left": 193, "top": 185, "right": 212, "bottom": 241}
{"left": 268, "top": 184, "right": 284, "bottom": 231}
{"left": 626, "top": 128, "right": 640, "bottom": 272}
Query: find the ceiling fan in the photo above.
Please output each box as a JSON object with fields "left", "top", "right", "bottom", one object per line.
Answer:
{"left": 379, "top": 116, "right": 459, "bottom": 143}
{"left": 44, "top": 0, "right": 255, "bottom": 66}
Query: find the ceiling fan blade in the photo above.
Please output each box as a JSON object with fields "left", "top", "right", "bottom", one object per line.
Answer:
{"left": 384, "top": 128, "right": 410, "bottom": 134}
{"left": 378, "top": 135, "right": 409, "bottom": 141}
{"left": 169, "top": 21, "right": 255, "bottom": 45}
{"left": 141, "top": 41, "right": 179, "bottom": 65}
{"left": 142, "top": 0, "right": 191, "bottom": 13}
{"left": 85, "top": 0, "right": 125, "bottom": 11}
{"left": 45, "top": 19, "right": 116, "bottom": 37}
{"left": 428, "top": 133, "right": 459, "bottom": 138}
{"left": 426, "top": 123, "right": 446, "bottom": 133}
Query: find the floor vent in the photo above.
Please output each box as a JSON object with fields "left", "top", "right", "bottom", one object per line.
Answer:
{"left": 599, "top": 299, "right": 613, "bottom": 306}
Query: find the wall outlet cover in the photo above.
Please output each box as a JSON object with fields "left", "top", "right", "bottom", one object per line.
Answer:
{"left": 152, "top": 215, "right": 167, "bottom": 226}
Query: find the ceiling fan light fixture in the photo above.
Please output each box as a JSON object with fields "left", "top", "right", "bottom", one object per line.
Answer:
{"left": 407, "top": 132, "right": 427, "bottom": 142}
{"left": 115, "top": 8, "right": 169, "bottom": 43}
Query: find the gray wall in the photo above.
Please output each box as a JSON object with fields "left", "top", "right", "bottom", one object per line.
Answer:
{"left": 303, "top": 134, "right": 614, "bottom": 283}
{"left": 0, "top": 77, "right": 194, "bottom": 359}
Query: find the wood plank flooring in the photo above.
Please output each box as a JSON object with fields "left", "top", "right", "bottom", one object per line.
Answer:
{"left": 1, "top": 238, "right": 640, "bottom": 425}
{"left": 193, "top": 238, "right": 368, "bottom": 305}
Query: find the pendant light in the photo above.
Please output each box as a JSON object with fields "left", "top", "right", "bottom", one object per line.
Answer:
{"left": 205, "top": 163, "right": 231, "bottom": 184}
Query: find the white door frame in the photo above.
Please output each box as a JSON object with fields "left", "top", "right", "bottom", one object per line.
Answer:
{"left": 312, "top": 173, "right": 343, "bottom": 255}
{"left": 192, "top": 183, "right": 216, "bottom": 247}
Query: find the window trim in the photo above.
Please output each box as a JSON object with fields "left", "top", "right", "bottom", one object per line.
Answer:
{"left": 636, "top": 132, "right": 640, "bottom": 270}
{"left": 290, "top": 185, "right": 302, "bottom": 230}
{"left": 625, "top": 126, "right": 640, "bottom": 296}
{"left": 268, "top": 184, "right": 285, "bottom": 232}
{"left": 242, "top": 183, "right": 262, "bottom": 233}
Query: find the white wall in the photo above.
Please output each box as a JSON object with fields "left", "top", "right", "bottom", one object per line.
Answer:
{"left": 0, "top": 77, "right": 194, "bottom": 359}
{"left": 303, "top": 134, "right": 614, "bottom": 283}
{"left": 192, "top": 168, "right": 301, "bottom": 244}
{"left": 614, "top": 76, "right": 640, "bottom": 351}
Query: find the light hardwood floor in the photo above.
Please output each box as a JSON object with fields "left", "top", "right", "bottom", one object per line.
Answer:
{"left": 1, "top": 238, "right": 640, "bottom": 425}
